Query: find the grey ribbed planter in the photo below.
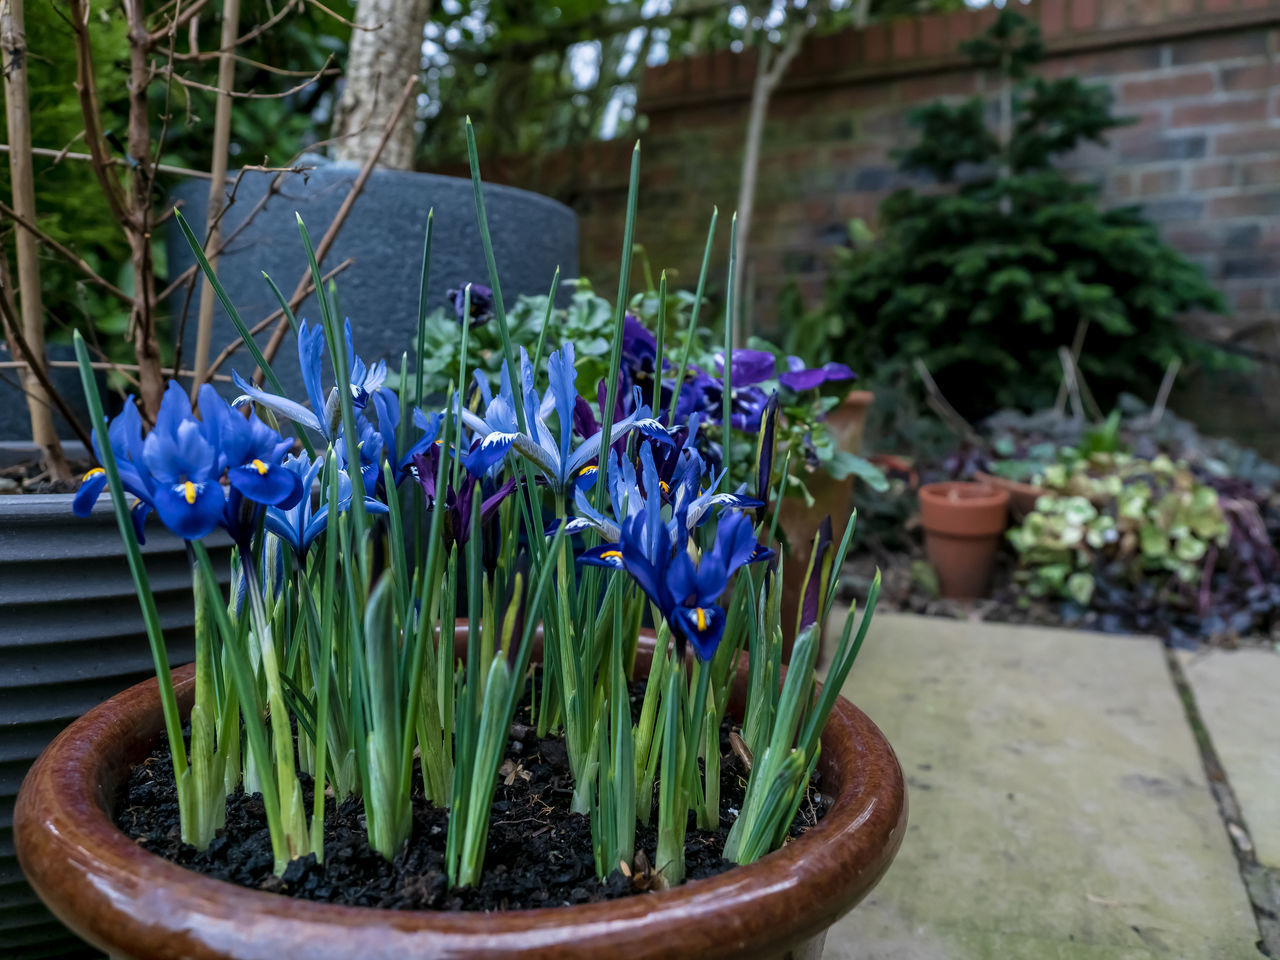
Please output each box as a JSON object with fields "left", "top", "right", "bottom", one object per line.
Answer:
{"left": 168, "top": 160, "right": 578, "bottom": 403}
{"left": 0, "top": 492, "right": 230, "bottom": 959}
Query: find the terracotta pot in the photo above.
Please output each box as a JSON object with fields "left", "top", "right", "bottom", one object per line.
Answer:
{"left": 777, "top": 391, "right": 874, "bottom": 660}
{"left": 972, "top": 471, "right": 1046, "bottom": 524}
{"left": 918, "top": 481, "right": 1010, "bottom": 600}
{"left": 823, "top": 390, "right": 875, "bottom": 454}
{"left": 16, "top": 634, "right": 907, "bottom": 960}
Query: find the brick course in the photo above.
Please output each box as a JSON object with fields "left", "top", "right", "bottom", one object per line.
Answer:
{"left": 459, "top": 0, "right": 1280, "bottom": 450}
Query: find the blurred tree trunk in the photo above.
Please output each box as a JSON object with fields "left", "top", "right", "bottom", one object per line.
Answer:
{"left": 332, "top": 0, "right": 432, "bottom": 169}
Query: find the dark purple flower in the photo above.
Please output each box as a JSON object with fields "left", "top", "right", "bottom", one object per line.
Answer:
{"left": 777, "top": 356, "right": 856, "bottom": 392}
{"left": 715, "top": 349, "right": 777, "bottom": 387}
{"left": 447, "top": 284, "right": 495, "bottom": 326}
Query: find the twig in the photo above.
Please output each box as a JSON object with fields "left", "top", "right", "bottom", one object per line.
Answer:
{"left": 248, "top": 73, "right": 419, "bottom": 385}
{"left": 2, "top": 0, "right": 70, "bottom": 477}
{"left": 0, "top": 199, "right": 134, "bottom": 304}
{"left": 0, "top": 144, "right": 212, "bottom": 178}
{"left": 203, "top": 258, "right": 355, "bottom": 381}
{"left": 1054, "top": 318, "right": 1091, "bottom": 416}
{"left": 913, "top": 358, "right": 982, "bottom": 446}
{"left": 1136, "top": 357, "right": 1181, "bottom": 429}
{"left": 171, "top": 0, "right": 301, "bottom": 59}
{"left": 0, "top": 261, "right": 94, "bottom": 449}
{"left": 67, "top": 0, "right": 131, "bottom": 228}
{"left": 302, "top": 0, "right": 381, "bottom": 30}
{"left": 152, "top": 56, "right": 334, "bottom": 100}
{"left": 191, "top": 0, "right": 241, "bottom": 401}
{"left": 0, "top": 359, "right": 232, "bottom": 382}
{"left": 144, "top": 0, "right": 214, "bottom": 49}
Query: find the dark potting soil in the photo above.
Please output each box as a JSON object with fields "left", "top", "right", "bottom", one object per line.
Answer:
{"left": 115, "top": 688, "right": 830, "bottom": 911}
{"left": 0, "top": 456, "right": 91, "bottom": 494}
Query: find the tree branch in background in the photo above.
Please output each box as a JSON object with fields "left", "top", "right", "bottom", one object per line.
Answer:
{"left": 733, "top": 14, "right": 807, "bottom": 345}
{"left": 0, "top": 238, "right": 93, "bottom": 451}
{"left": 2, "top": 0, "right": 70, "bottom": 478}
{"left": 190, "top": 0, "right": 242, "bottom": 402}
{"left": 0, "top": 199, "right": 134, "bottom": 305}
{"left": 201, "top": 258, "right": 353, "bottom": 381}
{"left": 67, "top": 0, "right": 131, "bottom": 229}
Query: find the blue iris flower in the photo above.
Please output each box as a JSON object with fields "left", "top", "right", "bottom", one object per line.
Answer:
{"left": 73, "top": 382, "right": 303, "bottom": 543}
{"left": 264, "top": 452, "right": 389, "bottom": 557}
{"left": 72, "top": 395, "right": 155, "bottom": 541}
{"left": 458, "top": 343, "right": 672, "bottom": 493}
{"left": 232, "top": 319, "right": 386, "bottom": 441}
{"left": 556, "top": 443, "right": 760, "bottom": 548}
{"left": 580, "top": 501, "right": 772, "bottom": 662}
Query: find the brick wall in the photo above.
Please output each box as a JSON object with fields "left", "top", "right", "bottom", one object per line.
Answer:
{"left": 458, "top": 0, "right": 1280, "bottom": 451}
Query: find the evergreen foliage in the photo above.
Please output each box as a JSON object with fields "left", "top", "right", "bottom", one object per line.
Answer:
{"left": 810, "top": 9, "right": 1227, "bottom": 419}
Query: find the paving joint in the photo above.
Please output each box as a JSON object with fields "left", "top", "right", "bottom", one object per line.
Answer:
{"left": 1165, "top": 646, "right": 1280, "bottom": 958}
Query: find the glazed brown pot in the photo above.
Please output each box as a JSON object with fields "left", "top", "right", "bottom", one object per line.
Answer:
{"left": 972, "top": 471, "right": 1046, "bottom": 523}
{"left": 16, "top": 635, "right": 907, "bottom": 960}
{"left": 777, "top": 390, "right": 874, "bottom": 660}
{"left": 918, "top": 481, "right": 1010, "bottom": 600}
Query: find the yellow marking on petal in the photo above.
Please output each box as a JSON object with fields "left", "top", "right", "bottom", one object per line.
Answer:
{"left": 601, "top": 549, "right": 622, "bottom": 561}
{"left": 84, "top": 467, "right": 105, "bottom": 481}
{"left": 578, "top": 465, "right": 598, "bottom": 476}
{"left": 251, "top": 458, "right": 269, "bottom": 476}
{"left": 659, "top": 480, "right": 670, "bottom": 494}
{"left": 182, "top": 481, "right": 197, "bottom": 505}
{"left": 695, "top": 607, "right": 708, "bottom": 631}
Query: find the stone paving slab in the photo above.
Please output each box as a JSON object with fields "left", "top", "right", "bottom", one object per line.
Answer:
{"left": 822, "top": 613, "right": 1257, "bottom": 960}
{"left": 1181, "top": 647, "right": 1280, "bottom": 869}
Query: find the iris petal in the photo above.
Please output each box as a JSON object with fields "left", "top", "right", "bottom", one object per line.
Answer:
{"left": 152, "top": 481, "right": 225, "bottom": 541}
{"left": 229, "top": 462, "right": 304, "bottom": 508}
{"left": 72, "top": 469, "right": 108, "bottom": 518}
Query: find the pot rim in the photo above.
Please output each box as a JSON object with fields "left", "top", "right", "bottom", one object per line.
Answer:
{"left": 918, "top": 480, "right": 1009, "bottom": 510}
{"left": 16, "top": 639, "right": 907, "bottom": 960}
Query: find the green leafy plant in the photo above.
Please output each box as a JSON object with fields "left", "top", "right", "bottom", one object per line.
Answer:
{"left": 810, "top": 8, "right": 1227, "bottom": 420}
{"left": 1008, "top": 453, "right": 1230, "bottom": 606}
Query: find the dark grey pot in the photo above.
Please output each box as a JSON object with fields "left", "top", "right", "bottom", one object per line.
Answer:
{"left": 0, "top": 344, "right": 98, "bottom": 443}
{"left": 168, "top": 160, "right": 578, "bottom": 402}
{"left": 0, "top": 489, "right": 231, "bottom": 959}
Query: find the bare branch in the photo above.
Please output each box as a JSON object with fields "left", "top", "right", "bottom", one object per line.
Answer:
{"left": 202, "top": 258, "right": 355, "bottom": 380}
{"left": 0, "top": 199, "right": 134, "bottom": 304}
{"left": 153, "top": 55, "right": 335, "bottom": 100}
{"left": 171, "top": 0, "right": 302, "bottom": 60}
{"left": 67, "top": 0, "right": 131, "bottom": 229}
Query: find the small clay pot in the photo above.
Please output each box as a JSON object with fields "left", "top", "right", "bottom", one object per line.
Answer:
{"left": 918, "top": 481, "right": 1010, "bottom": 600}
{"left": 15, "top": 633, "right": 907, "bottom": 960}
{"left": 972, "top": 471, "right": 1047, "bottom": 523}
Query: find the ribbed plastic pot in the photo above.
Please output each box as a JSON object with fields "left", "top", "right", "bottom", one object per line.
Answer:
{"left": 15, "top": 634, "right": 907, "bottom": 960}
{"left": 918, "top": 481, "right": 1010, "bottom": 600}
{"left": 0, "top": 491, "right": 230, "bottom": 959}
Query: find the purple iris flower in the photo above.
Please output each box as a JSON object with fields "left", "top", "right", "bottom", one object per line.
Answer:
{"left": 447, "top": 283, "right": 494, "bottom": 326}
{"left": 265, "top": 452, "right": 388, "bottom": 557}
{"left": 457, "top": 343, "right": 672, "bottom": 493}
{"left": 777, "top": 356, "right": 856, "bottom": 393}
{"left": 411, "top": 444, "right": 518, "bottom": 550}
